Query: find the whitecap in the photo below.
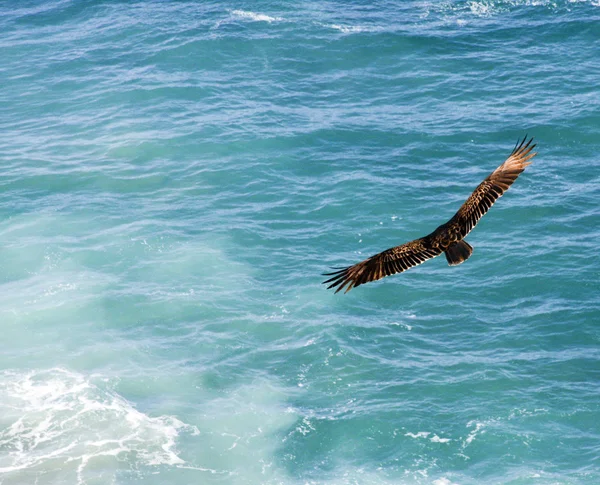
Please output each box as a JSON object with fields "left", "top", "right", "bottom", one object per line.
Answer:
{"left": 231, "top": 9, "right": 283, "bottom": 23}
{"left": 463, "top": 420, "right": 486, "bottom": 447}
{"left": 468, "top": 1, "right": 495, "bottom": 16}
{"left": 0, "top": 368, "right": 199, "bottom": 482}
{"left": 326, "top": 23, "right": 367, "bottom": 34}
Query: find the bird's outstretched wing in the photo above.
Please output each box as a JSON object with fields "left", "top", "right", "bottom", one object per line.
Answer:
{"left": 447, "top": 136, "right": 537, "bottom": 239}
{"left": 322, "top": 237, "right": 443, "bottom": 293}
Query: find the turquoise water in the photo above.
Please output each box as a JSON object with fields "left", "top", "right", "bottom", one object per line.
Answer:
{"left": 1, "top": 1, "right": 599, "bottom": 484}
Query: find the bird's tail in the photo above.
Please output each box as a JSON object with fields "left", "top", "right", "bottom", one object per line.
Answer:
{"left": 445, "top": 240, "right": 473, "bottom": 266}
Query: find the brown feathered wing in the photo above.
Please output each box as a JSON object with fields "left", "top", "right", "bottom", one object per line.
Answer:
{"left": 445, "top": 136, "right": 537, "bottom": 239}
{"left": 323, "top": 237, "right": 444, "bottom": 293}
{"left": 323, "top": 137, "right": 536, "bottom": 293}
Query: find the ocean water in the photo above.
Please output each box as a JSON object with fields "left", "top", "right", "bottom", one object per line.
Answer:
{"left": 1, "top": 1, "right": 599, "bottom": 484}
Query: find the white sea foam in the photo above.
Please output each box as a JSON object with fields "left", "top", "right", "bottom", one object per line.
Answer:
{"left": 231, "top": 10, "right": 283, "bottom": 23}
{"left": 468, "top": 1, "right": 495, "bottom": 16}
{"left": 326, "top": 23, "right": 367, "bottom": 33}
{"left": 322, "top": 21, "right": 385, "bottom": 34}
{"left": 464, "top": 420, "right": 486, "bottom": 447}
{"left": 430, "top": 0, "right": 572, "bottom": 22}
{"left": 405, "top": 431, "right": 451, "bottom": 443}
{"left": 0, "top": 368, "right": 198, "bottom": 483}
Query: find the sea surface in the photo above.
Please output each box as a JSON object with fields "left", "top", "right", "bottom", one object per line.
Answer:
{"left": 1, "top": 1, "right": 599, "bottom": 484}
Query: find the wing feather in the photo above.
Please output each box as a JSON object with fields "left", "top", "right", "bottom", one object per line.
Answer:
{"left": 448, "top": 136, "right": 536, "bottom": 238}
{"left": 323, "top": 237, "right": 443, "bottom": 293}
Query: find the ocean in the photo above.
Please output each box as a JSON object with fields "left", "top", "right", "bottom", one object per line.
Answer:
{"left": 1, "top": 1, "right": 599, "bottom": 484}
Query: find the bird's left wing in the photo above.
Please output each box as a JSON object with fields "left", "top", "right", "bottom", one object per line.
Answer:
{"left": 323, "top": 237, "right": 443, "bottom": 293}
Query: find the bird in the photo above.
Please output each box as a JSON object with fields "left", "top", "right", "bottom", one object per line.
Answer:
{"left": 323, "top": 136, "right": 537, "bottom": 293}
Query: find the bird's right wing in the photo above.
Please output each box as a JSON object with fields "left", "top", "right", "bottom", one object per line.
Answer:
{"left": 323, "top": 237, "right": 443, "bottom": 293}
{"left": 449, "top": 136, "right": 537, "bottom": 238}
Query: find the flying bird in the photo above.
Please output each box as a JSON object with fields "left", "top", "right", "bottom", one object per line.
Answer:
{"left": 323, "top": 136, "right": 537, "bottom": 293}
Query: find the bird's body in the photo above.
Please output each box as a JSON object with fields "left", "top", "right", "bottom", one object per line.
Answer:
{"left": 323, "top": 137, "right": 537, "bottom": 293}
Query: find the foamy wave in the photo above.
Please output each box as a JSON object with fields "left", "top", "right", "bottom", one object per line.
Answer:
{"left": 463, "top": 420, "right": 486, "bottom": 447}
{"left": 231, "top": 9, "right": 283, "bottom": 23}
{"left": 405, "top": 431, "right": 451, "bottom": 443}
{"left": 428, "top": 0, "right": 575, "bottom": 22}
{"left": 468, "top": 1, "right": 495, "bottom": 16}
{"left": 323, "top": 23, "right": 382, "bottom": 34}
{"left": 0, "top": 368, "right": 199, "bottom": 482}
{"left": 326, "top": 23, "right": 366, "bottom": 33}
{"left": 463, "top": 0, "right": 589, "bottom": 18}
